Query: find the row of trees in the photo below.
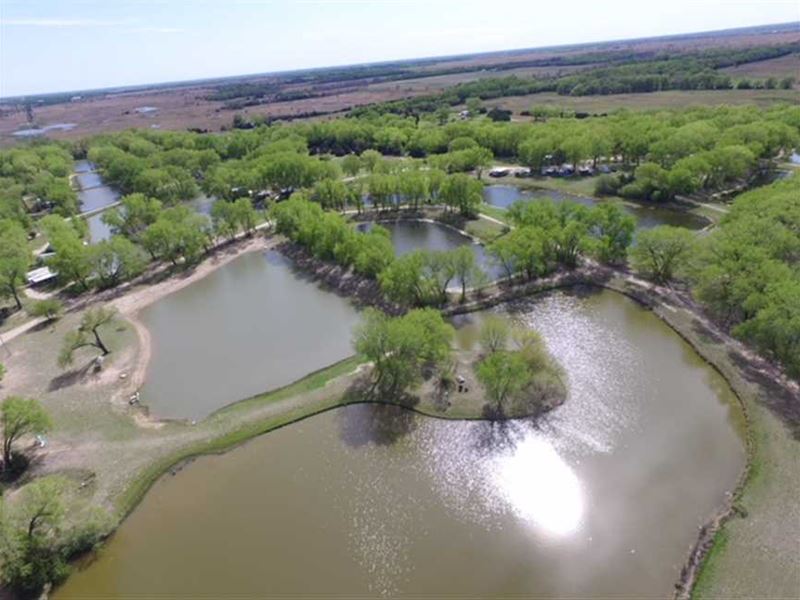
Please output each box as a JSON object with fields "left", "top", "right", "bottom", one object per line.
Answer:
{"left": 691, "top": 176, "right": 799, "bottom": 377}
{"left": 38, "top": 192, "right": 261, "bottom": 293}
{"left": 487, "top": 200, "right": 636, "bottom": 280}
{"left": 623, "top": 174, "right": 799, "bottom": 378}
{"left": 272, "top": 196, "right": 488, "bottom": 305}
{"left": 4, "top": 102, "right": 792, "bottom": 245}
{"left": 351, "top": 43, "right": 799, "bottom": 118}
{"left": 272, "top": 197, "right": 395, "bottom": 277}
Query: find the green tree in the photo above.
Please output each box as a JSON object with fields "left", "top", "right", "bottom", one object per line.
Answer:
{"left": 354, "top": 308, "right": 453, "bottom": 397}
{"left": 630, "top": 225, "right": 696, "bottom": 284}
{"left": 0, "top": 219, "right": 32, "bottom": 310}
{"left": 479, "top": 315, "right": 510, "bottom": 354}
{"left": 399, "top": 170, "right": 429, "bottom": 210}
{"left": 379, "top": 250, "right": 430, "bottom": 306}
{"left": 1, "top": 396, "right": 51, "bottom": 472}
{"left": 476, "top": 351, "right": 532, "bottom": 411}
{"left": 311, "top": 179, "right": 349, "bottom": 211}
{"left": 360, "top": 149, "right": 382, "bottom": 173}
{"left": 519, "top": 137, "right": 553, "bottom": 173}
{"left": 733, "top": 278, "right": 800, "bottom": 378}
{"left": 89, "top": 236, "right": 148, "bottom": 288}
{"left": 58, "top": 307, "right": 119, "bottom": 368}
{"left": 231, "top": 198, "right": 258, "bottom": 234}
{"left": 440, "top": 174, "right": 483, "bottom": 216}
{"left": 465, "top": 97, "right": 482, "bottom": 116}
{"left": 0, "top": 476, "right": 70, "bottom": 594}
{"left": 341, "top": 154, "right": 362, "bottom": 178}
{"left": 27, "top": 298, "right": 63, "bottom": 322}
{"left": 142, "top": 207, "right": 210, "bottom": 266}
{"left": 451, "top": 245, "right": 481, "bottom": 302}
{"left": 101, "top": 193, "right": 162, "bottom": 242}
{"left": 41, "top": 216, "right": 92, "bottom": 291}
{"left": 588, "top": 203, "right": 636, "bottom": 264}
{"left": 211, "top": 200, "right": 238, "bottom": 240}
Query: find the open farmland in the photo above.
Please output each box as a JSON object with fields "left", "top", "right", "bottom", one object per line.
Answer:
{"left": 490, "top": 88, "right": 800, "bottom": 116}
{"left": 720, "top": 51, "right": 800, "bottom": 78}
{"left": 1, "top": 23, "right": 798, "bottom": 145}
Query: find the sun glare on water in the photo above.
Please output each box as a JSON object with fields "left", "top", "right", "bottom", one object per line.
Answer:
{"left": 492, "top": 436, "right": 584, "bottom": 536}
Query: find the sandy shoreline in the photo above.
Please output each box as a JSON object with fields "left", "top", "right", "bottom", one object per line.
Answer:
{"left": 113, "top": 234, "right": 277, "bottom": 417}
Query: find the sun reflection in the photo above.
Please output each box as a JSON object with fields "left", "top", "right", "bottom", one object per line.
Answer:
{"left": 492, "top": 436, "right": 584, "bottom": 536}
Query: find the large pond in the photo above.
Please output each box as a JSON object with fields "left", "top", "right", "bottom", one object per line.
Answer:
{"left": 138, "top": 250, "right": 361, "bottom": 419}
{"left": 483, "top": 185, "right": 709, "bottom": 230}
{"left": 58, "top": 289, "right": 745, "bottom": 597}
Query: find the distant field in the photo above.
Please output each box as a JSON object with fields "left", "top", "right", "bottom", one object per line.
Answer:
{"left": 720, "top": 52, "right": 800, "bottom": 78}
{"left": 491, "top": 89, "right": 800, "bottom": 115}
{"left": 1, "top": 25, "right": 798, "bottom": 145}
{"left": 367, "top": 64, "right": 586, "bottom": 95}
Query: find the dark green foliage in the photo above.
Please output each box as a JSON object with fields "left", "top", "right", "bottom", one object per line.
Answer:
{"left": 354, "top": 308, "right": 453, "bottom": 397}
{"left": 691, "top": 175, "right": 800, "bottom": 377}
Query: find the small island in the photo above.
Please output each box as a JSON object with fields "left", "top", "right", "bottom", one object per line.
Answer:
{"left": 352, "top": 308, "right": 567, "bottom": 420}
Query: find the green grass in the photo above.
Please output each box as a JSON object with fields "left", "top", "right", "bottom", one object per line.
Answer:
{"left": 497, "top": 89, "right": 800, "bottom": 114}
{"left": 463, "top": 215, "right": 507, "bottom": 241}
{"left": 477, "top": 203, "right": 510, "bottom": 224}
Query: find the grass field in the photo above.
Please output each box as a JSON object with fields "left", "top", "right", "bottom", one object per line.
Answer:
{"left": 720, "top": 52, "right": 800, "bottom": 79}
{"left": 493, "top": 89, "right": 800, "bottom": 115}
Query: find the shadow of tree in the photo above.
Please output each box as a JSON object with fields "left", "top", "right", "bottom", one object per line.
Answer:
{"left": 471, "top": 415, "right": 519, "bottom": 456}
{"left": 48, "top": 361, "right": 96, "bottom": 392}
{"left": 689, "top": 318, "right": 800, "bottom": 440}
{"left": 337, "top": 380, "right": 420, "bottom": 448}
{"left": 728, "top": 349, "right": 800, "bottom": 440}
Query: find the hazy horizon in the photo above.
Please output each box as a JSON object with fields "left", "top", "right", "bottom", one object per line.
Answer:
{"left": 1, "top": 0, "right": 799, "bottom": 98}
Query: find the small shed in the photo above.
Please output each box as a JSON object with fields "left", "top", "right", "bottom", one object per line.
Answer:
{"left": 26, "top": 266, "right": 57, "bottom": 286}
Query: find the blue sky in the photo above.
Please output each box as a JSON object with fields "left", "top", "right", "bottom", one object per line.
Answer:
{"left": 1, "top": 0, "right": 798, "bottom": 97}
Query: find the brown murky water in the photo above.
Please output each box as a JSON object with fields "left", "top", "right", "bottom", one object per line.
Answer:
{"left": 58, "top": 288, "right": 744, "bottom": 597}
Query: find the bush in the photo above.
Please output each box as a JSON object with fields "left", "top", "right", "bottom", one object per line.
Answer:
{"left": 594, "top": 174, "right": 621, "bottom": 196}
{"left": 28, "top": 298, "right": 64, "bottom": 321}
{"left": 619, "top": 182, "right": 646, "bottom": 200}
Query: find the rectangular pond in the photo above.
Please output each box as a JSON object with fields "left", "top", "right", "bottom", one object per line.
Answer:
{"left": 138, "top": 250, "right": 362, "bottom": 419}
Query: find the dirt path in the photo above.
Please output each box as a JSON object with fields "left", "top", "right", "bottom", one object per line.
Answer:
{"left": 112, "top": 235, "right": 274, "bottom": 316}
{"left": 3, "top": 232, "right": 277, "bottom": 346}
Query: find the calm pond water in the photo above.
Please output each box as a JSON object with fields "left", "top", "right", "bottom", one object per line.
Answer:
{"left": 483, "top": 185, "right": 708, "bottom": 230}
{"left": 74, "top": 160, "right": 119, "bottom": 243}
{"left": 366, "top": 220, "right": 505, "bottom": 283}
{"left": 12, "top": 123, "right": 76, "bottom": 137}
{"left": 138, "top": 250, "right": 361, "bottom": 420}
{"left": 58, "top": 289, "right": 745, "bottom": 598}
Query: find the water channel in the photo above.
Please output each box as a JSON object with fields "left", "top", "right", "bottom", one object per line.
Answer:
{"left": 483, "top": 185, "right": 709, "bottom": 230}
